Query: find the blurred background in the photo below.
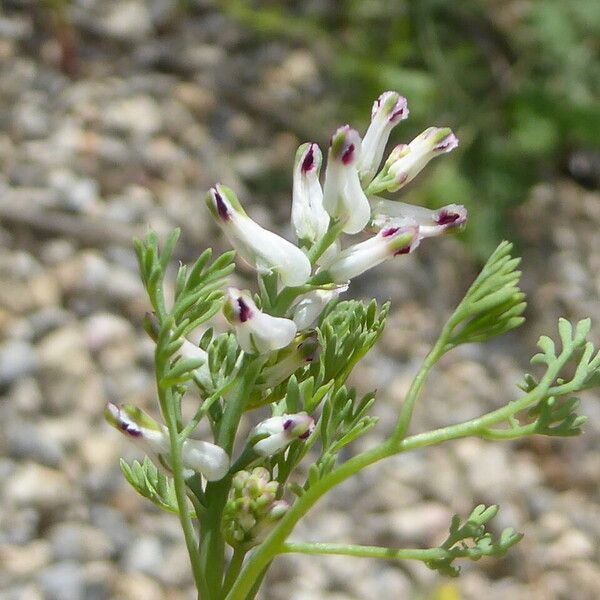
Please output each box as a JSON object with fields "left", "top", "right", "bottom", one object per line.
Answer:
{"left": 1, "top": 1, "right": 600, "bottom": 599}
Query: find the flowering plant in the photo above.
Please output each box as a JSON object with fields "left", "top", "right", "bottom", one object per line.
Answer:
{"left": 106, "top": 92, "right": 599, "bottom": 599}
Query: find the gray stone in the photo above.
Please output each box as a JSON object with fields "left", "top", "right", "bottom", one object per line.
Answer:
{"left": 0, "top": 340, "right": 38, "bottom": 387}
{"left": 37, "top": 561, "right": 84, "bottom": 600}
{"left": 89, "top": 505, "right": 132, "bottom": 553}
{"left": 5, "top": 463, "right": 71, "bottom": 509}
{"left": 1, "top": 508, "right": 40, "bottom": 545}
{"left": 7, "top": 422, "right": 65, "bottom": 467}
{"left": 48, "top": 522, "right": 114, "bottom": 562}
{"left": 122, "top": 535, "right": 163, "bottom": 575}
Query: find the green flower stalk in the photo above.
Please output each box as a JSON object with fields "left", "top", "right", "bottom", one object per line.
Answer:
{"left": 105, "top": 91, "right": 600, "bottom": 600}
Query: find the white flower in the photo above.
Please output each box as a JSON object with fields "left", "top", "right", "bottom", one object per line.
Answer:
{"left": 382, "top": 127, "right": 459, "bottom": 192}
{"left": 291, "top": 142, "right": 330, "bottom": 244}
{"left": 319, "top": 221, "right": 419, "bottom": 283}
{"left": 292, "top": 287, "right": 347, "bottom": 330}
{"left": 104, "top": 402, "right": 229, "bottom": 481}
{"left": 359, "top": 91, "right": 409, "bottom": 184}
{"left": 371, "top": 198, "right": 468, "bottom": 238}
{"left": 206, "top": 184, "right": 311, "bottom": 287}
{"left": 181, "top": 439, "right": 230, "bottom": 482}
{"left": 322, "top": 126, "right": 371, "bottom": 234}
{"left": 257, "top": 331, "right": 320, "bottom": 390}
{"left": 252, "top": 412, "right": 315, "bottom": 456}
{"left": 223, "top": 288, "right": 297, "bottom": 354}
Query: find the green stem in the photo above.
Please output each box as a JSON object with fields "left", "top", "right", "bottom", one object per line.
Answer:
{"left": 281, "top": 542, "right": 448, "bottom": 562}
{"left": 270, "top": 284, "right": 312, "bottom": 317}
{"left": 222, "top": 547, "right": 247, "bottom": 598}
{"left": 200, "top": 477, "right": 232, "bottom": 599}
{"left": 242, "top": 563, "right": 271, "bottom": 600}
{"left": 199, "top": 358, "right": 263, "bottom": 599}
{"left": 159, "top": 386, "right": 207, "bottom": 597}
{"left": 307, "top": 219, "right": 344, "bottom": 265}
{"left": 391, "top": 333, "right": 449, "bottom": 442}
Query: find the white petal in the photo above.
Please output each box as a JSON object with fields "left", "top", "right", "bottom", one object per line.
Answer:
{"left": 209, "top": 185, "right": 311, "bottom": 287}
{"left": 359, "top": 92, "right": 409, "bottom": 183}
{"left": 341, "top": 169, "right": 372, "bottom": 234}
{"left": 228, "top": 214, "right": 312, "bottom": 287}
{"left": 255, "top": 416, "right": 288, "bottom": 435}
{"left": 179, "top": 338, "right": 208, "bottom": 363}
{"left": 292, "top": 143, "right": 329, "bottom": 243}
{"left": 182, "top": 439, "right": 230, "bottom": 481}
{"left": 322, "top": 225, "right": 418, "bottom": 283}
{"left": 292, "top": 288, "right": 343, "bottom": 330}
{"left": 245, "top": 313, "right": 297, "bottom": 354}
{"left": 254, "top": 432, "right": 289, "bottom": 456}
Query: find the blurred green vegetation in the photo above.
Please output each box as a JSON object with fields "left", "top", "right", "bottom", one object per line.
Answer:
{"left": 221, "top": 0, "right": 600, "bottom": 257}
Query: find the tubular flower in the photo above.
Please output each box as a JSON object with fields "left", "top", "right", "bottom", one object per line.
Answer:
{"left": 104, "top": 402, "right": 229, "bottom": 481}
{"left": 256, "top": 331, "right": 320, "bottom": 390}
{"left": 223, "top": 288, "right": 297, "bottom": 354}
{"left": 371, "top": 198, "right": 468, "bottom": 239}
{"left": 319, "top": 222, "right": 419, "bottom": 283}
{"left": 206, "top": 184, "right": 311, "bottom": 287}
{"left": 369, "top": 127, "right": 459, "bottom": 193}
{"left": 322, "top": 125, "right": 371, "bottom": 234}
{"left": 252, "top": 412, "right": 315, "bottom": 456}
{"left": 359, "top": 91, "right": 409, "bottom": 184}
{"left": 291, "top": 142, "right": 329, "bottom": 245}
{"left": 292, "top": 287, "right": 347, "bottom": 330}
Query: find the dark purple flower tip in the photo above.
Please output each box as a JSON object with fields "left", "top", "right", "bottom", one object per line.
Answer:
{"left": 120, "top": 420, "right": 143, "bottom": 437}
{"left": 283, "top": 419, "right": 294, "bottom": 431}
{"left": 434, "top": 205, "right": 467, "bottom": 229}
{"left": 299, "top": 429, "right": 311, "bottom": 440}
{"left": 330, "top": 125, "right": 359, "bottom": 164}
{"left": 213, "top": 188, "right": 231, "bottom": 221}
{"left": 301, "top": 144, "right": 315, "bottom": 173}
{"left": 381, "top": 226, "right": 400, "bottom": 238}
{"left": 393, "top": 245, "right": 412, "bottom": 256}
{"left": 389, "top": 97, "right": 409, "bottom": 124}
{"left": 435, "top": 210, "right": 461, "bottom": 226}
{"left": 237, "top": 297, "right": 253, "bottom": 323}
{"left": 433, "top": 133, "right": 459, "bottom": 153}
{"left": 341, "top": 143, "right": 355, "bottom": 165}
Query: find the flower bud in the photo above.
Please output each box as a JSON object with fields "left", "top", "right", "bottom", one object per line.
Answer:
{"left": 104, "top": 402, "right": 229, "bottom": 481}
{"left": 223, "top": 468, "right": 289, "bottom": 547}
{"left": 291, "top": 143, "right": 329, "bottom": 244}
{"left": 256, "top": 331, "right": 320, "bottom": 390}
{"left": 384, "top": 127, "right": 459, "bottom": 192}
{"left": 292, "top": 287, "right": 347, "bottom": 330}
{"left": 206, "top": 184, "right": 311, "bottom": 287}
{"left": 323, "top": 126, "right": 371, "bottom": 234}
{"left": 252, "top": 412, "right": 315, "bottom": 456}
{"left": 319, "top": 221, "right": 419, "bottom": 283}
{"left": 359, "top": 91, "right": 409, "bottom": 184}
{"left": 371, "top": 198, "right": 467, "bottom": 238}
{"left": 223, "top": 288, "right": 297, "bottom": 354}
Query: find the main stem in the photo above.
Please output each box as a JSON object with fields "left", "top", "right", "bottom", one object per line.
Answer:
{"left": 199, "top": 358, "right": 262, "bottom": 599}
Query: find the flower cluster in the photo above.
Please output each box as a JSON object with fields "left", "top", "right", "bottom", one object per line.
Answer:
{"left": 105, "top": 90, "right": 464, "bottom": 486}
{"left": 204, "top": 90, "right": 465, "bottom": 354}
{"left": 222, "top": 468, "right": 289, "bottom": 547}
{"left": 103, "top": 89, "right": 600, "bottom": 600}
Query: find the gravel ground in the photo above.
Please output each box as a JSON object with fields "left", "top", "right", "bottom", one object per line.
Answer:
{"left": 1, "top": 3, "right": 599, "bottom": 600}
